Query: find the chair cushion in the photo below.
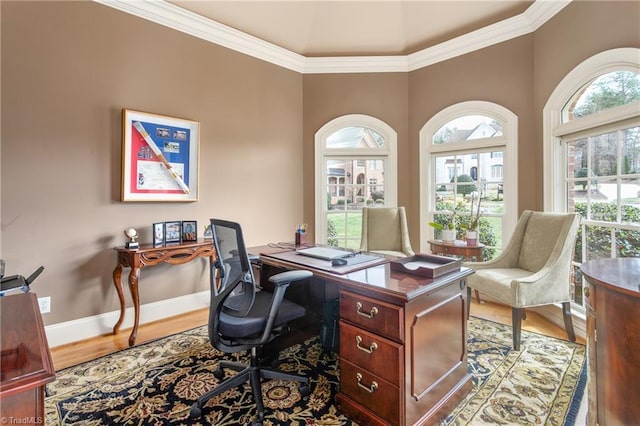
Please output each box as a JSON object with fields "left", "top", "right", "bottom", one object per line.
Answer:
{"left": 218, "top": 291, "right": 306, "bottom": 338}
{"left": 366, "top": 208, "right": 403, "bottom": 252}
{"left": 517, "top": 213, "right": 568, "bottom": 273}
{"left": 467, "top": 268, "right": 533, "bottom": 306}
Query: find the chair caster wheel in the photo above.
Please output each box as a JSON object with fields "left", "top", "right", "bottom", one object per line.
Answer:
{"left": 214, "top": 368, "right": 224, "bottom": 380}
{"left": 299, "top": 383, "right": 310, "bottom": 397}
{"left": 190, "top": 403, "right": 202, "bottom": 419}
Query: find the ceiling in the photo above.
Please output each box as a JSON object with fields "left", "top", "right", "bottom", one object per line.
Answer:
{"left": 167, "top": 1, "right": 533, "bottom": 57}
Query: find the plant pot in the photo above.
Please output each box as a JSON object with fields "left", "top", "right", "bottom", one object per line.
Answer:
{"left": 465, "top": 230, "right": 478, "bottom": 246}
{"left": 441, "top": 229, "right": 456, "bottom": 243}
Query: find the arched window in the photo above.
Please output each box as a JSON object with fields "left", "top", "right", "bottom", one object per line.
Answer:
{"left": 315, "top": 115, "right": 397, "bottom": 248}
{"left": 420, "top": 101, "right": 518, "bottom": 257}
{"left": 544, "top": 48, "right": 640, "bottom": 308}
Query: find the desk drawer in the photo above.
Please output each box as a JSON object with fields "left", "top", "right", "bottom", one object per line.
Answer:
{"left": 339, "top": 321, "right": 402, "bottom": 386}
{"left": 340, "top": 358, "right": 400, "bottom": 425}
{"left": 339, "top": 290, "right": 403, "bottom": 341}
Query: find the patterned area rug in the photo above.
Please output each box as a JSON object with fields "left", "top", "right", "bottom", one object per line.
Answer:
{"left": 45, "top": 317, "right": 586, "bottom": 425}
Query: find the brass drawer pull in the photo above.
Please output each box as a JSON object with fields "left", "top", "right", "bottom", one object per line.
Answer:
{"left": 355, "top": 335, "right": 378, "bottom": 354}
{"left": 356, "top": 301, "right": 378, "bottom": 319}
{"left": 584, "top": 287, "right": 590, "bottom": 298}
{"left": 356, "top": 372, "right": 378, "bottom": 393}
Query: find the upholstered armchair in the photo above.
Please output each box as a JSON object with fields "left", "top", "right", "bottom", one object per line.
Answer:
{"left": 360, "top": 206, "right": 415, "bottom": 257}
{"left": 464, "top": 210, "right": 580, "bottom": 350}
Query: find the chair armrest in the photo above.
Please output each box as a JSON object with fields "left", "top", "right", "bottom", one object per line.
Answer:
{"left": 269, "top": 270, "right": 313, "bottom": 286}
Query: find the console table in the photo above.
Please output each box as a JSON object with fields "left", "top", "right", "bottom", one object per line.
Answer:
{"left": 112, "top": 240, "right": 215, "bottom": 346}
{"left": 429, "top": 239, "right": 484, "bottom": 302}
{"left": 0, "top": 293, "right": 55, "bottom": 423}
{"left": 581, "top": 257, "right": 640, "bottom": 426}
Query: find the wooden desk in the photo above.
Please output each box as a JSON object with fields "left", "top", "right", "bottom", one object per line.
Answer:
{"left": 1, "top": 293, "right": 55, "bottom": 423}
{"left": 255, "top": 246, "right": 473, "bottom": 425}
{"left": 112, "top": 240, "right": 215, "bottom": 346}
{"left": 581, "top": 258, "right": 640, "bottom": 426}
{"left": 429, "top": 240, "right": 484, "bottom": 303}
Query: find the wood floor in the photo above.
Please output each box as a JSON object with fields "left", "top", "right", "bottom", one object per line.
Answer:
{"left": 49, "top": 299, "right": 585, "bottom": 371}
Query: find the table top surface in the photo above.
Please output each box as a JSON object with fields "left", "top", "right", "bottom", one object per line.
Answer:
{"left": 428, "top": 239, "right": 485, "bottom": 249}
{"left": 581, "top": 257, "right": 640, "bottom": 297}
{"left": 254, "top": 245, "right": 473, "bottom": 303}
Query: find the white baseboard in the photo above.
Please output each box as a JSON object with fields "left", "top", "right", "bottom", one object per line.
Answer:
{"left": 45, "top": 291, "right": 211, "bottom": 348}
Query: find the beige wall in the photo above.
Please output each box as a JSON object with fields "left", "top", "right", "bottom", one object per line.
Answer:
{"left": 2, "top": 1, "right": 638, "bottom": 330}
{"left": 1, "top": 1, "right": 304, "bottom": 325}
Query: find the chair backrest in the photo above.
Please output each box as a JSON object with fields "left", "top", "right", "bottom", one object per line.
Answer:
{"left": 210, "top": 219, "right": 256, "bottom": 317}
{"left": 516, "top": 211, "right": 580, "bottom": 272}
{"left": 359, "top": 206, "right": 414, "bottom": 256}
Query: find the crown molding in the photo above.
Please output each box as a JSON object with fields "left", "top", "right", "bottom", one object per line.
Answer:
{"left": 94, "top": 0, "right": 572, "bottom": 74}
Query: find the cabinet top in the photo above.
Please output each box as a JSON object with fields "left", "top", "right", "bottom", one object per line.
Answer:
{"left": 581, "top": 258, "right": 640, "bottom": 298}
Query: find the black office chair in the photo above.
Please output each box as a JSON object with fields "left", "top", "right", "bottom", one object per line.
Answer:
{"left": 190, "top": 219, "right": 312, "bottom": 425}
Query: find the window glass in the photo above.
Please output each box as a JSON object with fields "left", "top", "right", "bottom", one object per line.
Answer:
{"left": 326, "top": 127, "right": 385, "bottom": 148}
{"left": 433, "top": 115, "right": 503, "bottom": 144}
{"left": 564, "top": 71, "right": 640, "bottom": 121}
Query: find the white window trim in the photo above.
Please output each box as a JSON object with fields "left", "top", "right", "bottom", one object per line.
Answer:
{"left": 419, "top": 101, "right": 518, "bottom": 251}
{"left": 314, "top": 114, "right": 398, "bottom": 244}
{"left": 543, "top": 47, "right": 640, "bottom": 211}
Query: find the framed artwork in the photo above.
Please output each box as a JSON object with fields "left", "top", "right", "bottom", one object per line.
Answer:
{"left": 164, "top": 221, "right": 182, "bottom": 243}
{"left": 121, "top": 109, "right": 200, "bottom": 202}
{"left": 182, "top": 221, "right": 197, "bottom": 242}
{"left": 153, "top": 222, "right": 165, "bottom": 247}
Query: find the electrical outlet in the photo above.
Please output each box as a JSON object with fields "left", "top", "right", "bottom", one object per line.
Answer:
{"left": 38, "top": 296, "right": 51, "bottom": 314}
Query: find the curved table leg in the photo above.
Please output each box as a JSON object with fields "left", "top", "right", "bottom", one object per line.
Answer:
{"left": 127, "top": 267, "right": 141, "bottom": 346}
{"left": 112, "top": 264, "right": 125, "bottom": 335}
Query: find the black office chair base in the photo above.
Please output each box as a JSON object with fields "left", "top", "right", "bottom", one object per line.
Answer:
{"left": 190, "top": 348, "right": 309, "bottom": 424}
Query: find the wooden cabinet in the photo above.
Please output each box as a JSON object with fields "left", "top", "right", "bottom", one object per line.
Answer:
{"left": 0, "top": 293, "right": 55, "bottom": 423}
{"left": 581, "top": 258, "right": 640, "bottom": 426}
{"left": 336, "top": 271, "right": 472, "bottom": 425}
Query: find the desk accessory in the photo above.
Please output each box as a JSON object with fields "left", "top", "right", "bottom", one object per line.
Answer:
{"left": 390, "top": 254, "right": 460, "bottom": 278}
{"left": 124, "top": 228, "right": 139, "bottom": 249}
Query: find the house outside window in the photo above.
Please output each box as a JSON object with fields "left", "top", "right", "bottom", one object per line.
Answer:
{"left": 544, "top": 48, "right": 640, "bottom": 309}
{"left": 420, "top": 101, "right": 518, "bottom": 257}
{"left": 315, "top": 115, "right": 397, "bottom": 249}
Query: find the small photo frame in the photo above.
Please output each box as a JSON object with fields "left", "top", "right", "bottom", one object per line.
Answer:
{"left": 153, "top": 222, "right": 165, "bottom": 247}
{"left": 182, "top": 220, "right": 197, "bottom": 242}
{"left": 165, "top": 221, "right": 182, "bottom": 243}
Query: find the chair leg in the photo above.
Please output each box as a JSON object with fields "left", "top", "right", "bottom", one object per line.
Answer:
{"left": 466, "top": 285, "right": 472, "bottom": 320}
{"left": 512, "top": 308, "right": 524, "bottom": 351}
{"left": 562, "top": 302, "right": 576, "bottom": 342}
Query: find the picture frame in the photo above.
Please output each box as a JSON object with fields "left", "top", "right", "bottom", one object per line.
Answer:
{"left": 181, "top": 220, "right": 197, "bottom": 242}
{"left": 153, "top": 222, "right": 165, "bottom": 247}
{"left": 121, "top": 109, "right": 200, "bottom": 202}
{"left": 164, "top": 221, "right": 182, "bottom": 243}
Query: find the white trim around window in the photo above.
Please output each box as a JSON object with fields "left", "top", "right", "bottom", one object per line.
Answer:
{"left": 419, "top": 101, "right": 518, "bottom": 252}
{"left": 543, "top": 47, "right": 640, "bottom": 211}
{"left": 314, "top": 114, "right": 398, "bottom": 244}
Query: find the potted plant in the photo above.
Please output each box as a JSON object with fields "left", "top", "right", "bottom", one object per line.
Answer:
{"left": 429, "top": 208, "right": 457, "bottom": 242}
{"left": 461, "top": 192, "right": 482, "bottom": 245}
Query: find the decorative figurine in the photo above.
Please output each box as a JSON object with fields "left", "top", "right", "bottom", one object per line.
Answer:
{"left": 124, "top": 228, "right": 139, "bottom": 249}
